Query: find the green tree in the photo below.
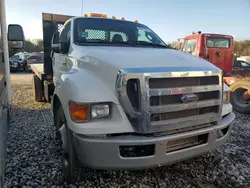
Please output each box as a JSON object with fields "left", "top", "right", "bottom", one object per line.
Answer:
{"left": 234, "top": 40, "right": 250, "bottom": 57}
{"left": 9, "top": 39, "right": 43, "bottom": 57}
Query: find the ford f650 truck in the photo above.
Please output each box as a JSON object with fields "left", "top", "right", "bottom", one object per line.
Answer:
{"left": 31, "top": 13, "right": 235, "bottom": 182}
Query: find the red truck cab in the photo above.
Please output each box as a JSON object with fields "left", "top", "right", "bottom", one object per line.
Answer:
{"left": 181, "top": 32, "right": 234, "bottom": 73}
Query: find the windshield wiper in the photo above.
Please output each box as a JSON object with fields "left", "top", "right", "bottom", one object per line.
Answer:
{"left": 134, "top": 41, "right": 168, "bottom": 48}
{"left": 77, "top": 40, "right": 168, "bottom": 48}
{"left": 111, "top": 41, "right": 137, "bottom": 46}
{"left": 80, "top": 40, "right": 137, "bottom": 46}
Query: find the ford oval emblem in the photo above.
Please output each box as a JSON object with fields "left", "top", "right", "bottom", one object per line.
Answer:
{"left": 181, "top": 94, "right": 199, "bottom": 103}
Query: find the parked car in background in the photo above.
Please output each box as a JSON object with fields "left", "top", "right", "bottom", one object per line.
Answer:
{"left": 26, "top": 52, "right": 44, "bottom": 71}
{"left": 9, "top": 53, "right": 29, "bottom": 72}
{"left": 9, "top": 55, "right": 20, "bottom": 72}
{"left": 236, "top": 56, "right": 250, "bottom": 64}
{"left": 234, "top": 59, "right": 250, "bottom": 69}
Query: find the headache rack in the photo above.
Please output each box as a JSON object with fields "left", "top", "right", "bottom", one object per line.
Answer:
{"left": 42, "top": 13, "right": 73, "bottom": 77}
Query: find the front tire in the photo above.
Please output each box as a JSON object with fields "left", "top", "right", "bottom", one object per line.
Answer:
{"left": 55, "top": 106, "right": 79, "bottom": 183}
{"left": 231, "top": 88, "right": 250, "bottom": 114}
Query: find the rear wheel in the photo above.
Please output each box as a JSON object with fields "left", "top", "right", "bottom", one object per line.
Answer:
{"left": 55, "top": 106, "right": 80, "bottom": 183}
{"left": 32, "top": 74, "right": 43, "bottom": 102}
{"left": 231, "top": 88, "right": 250, "bottom": 114}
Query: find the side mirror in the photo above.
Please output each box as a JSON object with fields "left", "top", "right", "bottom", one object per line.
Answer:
{"left": 52, "top": 44, "right": 60, "bottom": 53}
{"left": 60, "top": 41, "right": 70, "bottom": 54}
{"left": 8, "top": 24, "right": 24, "bottom": 49}
{"left": 51, "top": 32, "right": 60, "bottom": 53}
{"left": 187, "top": 48, "right": 192, "bottom": 54}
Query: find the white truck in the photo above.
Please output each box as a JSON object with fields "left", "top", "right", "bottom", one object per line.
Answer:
{"left": 31, "top": 13, "right": 235, "bottom": 183}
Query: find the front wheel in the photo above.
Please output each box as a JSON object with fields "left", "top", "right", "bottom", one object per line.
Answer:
{"left": 55, "top": 106, "right": 80, "bottom": 183}
{"left": 231, "top": 88, "right": 250, "bottom": 114}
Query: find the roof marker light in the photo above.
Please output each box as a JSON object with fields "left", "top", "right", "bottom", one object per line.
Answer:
{"left": 101, "top": 14, "right": 107, "bottom": 18}
{"left": 90, "top": 13, "right": 107, "bottom": 18}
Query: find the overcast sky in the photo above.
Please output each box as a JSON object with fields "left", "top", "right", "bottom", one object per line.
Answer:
{"left": 6, "top": 0, "right": 250, "bottom": 42}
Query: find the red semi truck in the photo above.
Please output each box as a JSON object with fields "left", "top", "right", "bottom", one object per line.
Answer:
{"left": 181, "top": 31, "right": 250, "bottom": 114}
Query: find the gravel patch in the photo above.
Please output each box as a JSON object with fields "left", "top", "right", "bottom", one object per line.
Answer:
{"left": 4, "top": 83, "right": 250, "bottom": 188}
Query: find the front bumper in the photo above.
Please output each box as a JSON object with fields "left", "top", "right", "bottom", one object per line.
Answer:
{"left": 10, "top": 64, "right": 19, "bottom": 71}
{"left": 10, "top": 63, "right": 18, "bottom": 68}
{"left": 74, "top": 112, "right": 235, "bottom": 170}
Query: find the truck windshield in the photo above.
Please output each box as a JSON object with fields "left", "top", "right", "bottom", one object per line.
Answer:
{"left": 74, "top": 18, "right": 167, "bottom": 48}
{"left": 206, "top": 37, "right": 230, "bottom": 48}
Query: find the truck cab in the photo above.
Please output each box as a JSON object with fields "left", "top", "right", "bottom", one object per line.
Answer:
{"left": 32, "top": 13, "right": 234, "bottom": 183}
{"left": 181, "top": 32, "right": 234, "bottom": 74}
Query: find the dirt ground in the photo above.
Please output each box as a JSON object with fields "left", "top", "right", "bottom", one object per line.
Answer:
{"left": 10, "top": 72, "right": 33, "bottom": 85}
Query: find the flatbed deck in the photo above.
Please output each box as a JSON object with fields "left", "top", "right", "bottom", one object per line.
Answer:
{"left": 31, "top": 64, "right": 44, "bottom": 80}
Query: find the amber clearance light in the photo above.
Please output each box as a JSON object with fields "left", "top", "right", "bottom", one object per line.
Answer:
{"left": 69, "top": 103, "right": 88, "bottom": 121}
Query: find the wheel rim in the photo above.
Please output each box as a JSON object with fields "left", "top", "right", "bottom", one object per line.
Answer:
{"left": 236, "top": 88, "right": 250, "bottom": 105}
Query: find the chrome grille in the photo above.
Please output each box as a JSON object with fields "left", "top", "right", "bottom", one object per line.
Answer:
{"left": 149, "top": 76, "right": 219, "bottom": 88}
{"left": 116, "top": 67, "right": 222, "bottom": 134}
{"left": 150, "top": 91, "right": 220, "bottom": 105}
{"left": 150, "top": 106, "right": 219, "bottom": 121}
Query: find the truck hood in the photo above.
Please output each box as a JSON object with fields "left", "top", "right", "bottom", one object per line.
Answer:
{"left": 74, "top": 46, "right": 220, "bottom": 88}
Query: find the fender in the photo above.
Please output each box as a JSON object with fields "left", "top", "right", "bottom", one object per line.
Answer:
{"left": 53, "top": 68, "right": 134, "bottom": 135}
{"left": 229, "top": 80, "right": 250, "bottom": 92}
{"left": 54, "top": 68, "right": 120, "bottom": 110}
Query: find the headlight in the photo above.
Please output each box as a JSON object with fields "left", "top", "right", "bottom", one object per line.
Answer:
{"left": 91, "top": 104, "right": 110, "bottom": 119}
{"left": 223, "top": 92, "right": 230, "bottom": 103}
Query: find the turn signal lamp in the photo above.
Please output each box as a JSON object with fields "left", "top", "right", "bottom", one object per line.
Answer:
{"left": 112, "top": 16, "right": 116, "bottom": 19}
{"left": 135, "top": 20, "right": 138, "bottom": 23}
{"left": 46, "top": 75, "right": 53, "bottom": 80}
{"left": 223, "top": 91, "right": 231, "bottom": 103}
{"left": 83, "top": 13, "right": 88, "bottom": 17}
{"left": 69, "top": 103, "right": 88, "bottom": 122}
{"left": 101, "top": 14, "right": 107, "bottom": 18}
{"left": 121, "top": 17, "right": 125, "bottom": 20}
